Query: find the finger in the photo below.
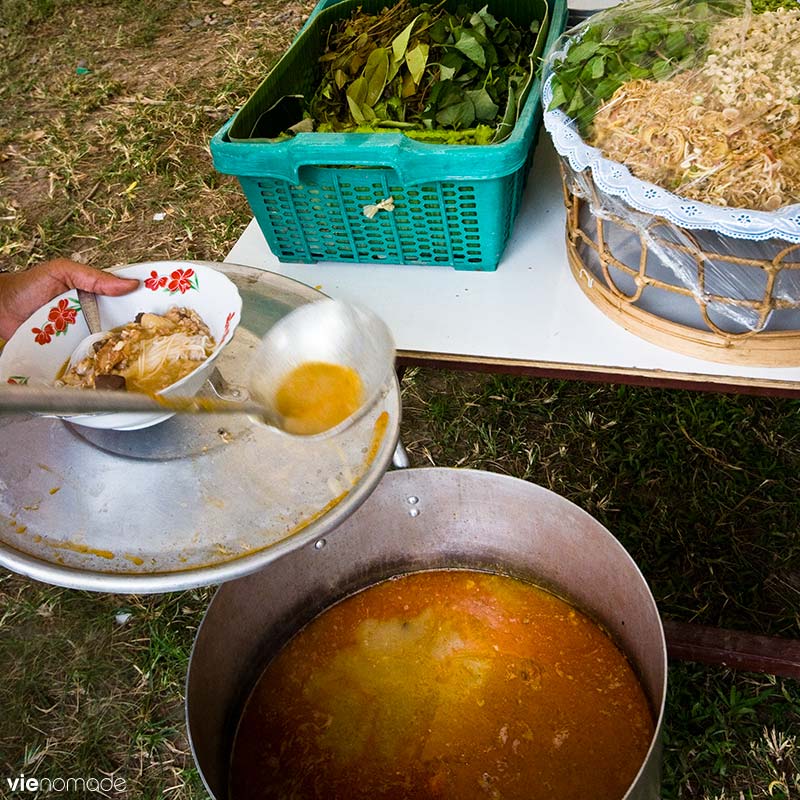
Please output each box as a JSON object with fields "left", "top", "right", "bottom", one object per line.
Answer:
{"left": 43, "top": 259, "right": 139, "bottom": 296}
{"left": 90, "top": 272, "right": 140, "bottom": 296}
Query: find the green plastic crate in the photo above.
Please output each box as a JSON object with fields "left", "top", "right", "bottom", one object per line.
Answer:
{"left": 211, "top": 0, "right": 567, "bottom": 271}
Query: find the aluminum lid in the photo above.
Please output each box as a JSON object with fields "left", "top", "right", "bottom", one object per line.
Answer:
{"left": 0, "top": 262, "right": 400, "bottom": 593}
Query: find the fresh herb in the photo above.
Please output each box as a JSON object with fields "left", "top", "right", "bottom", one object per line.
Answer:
{"left": 548, "top": 1, "right": 722, "bottom": 135}
{"left": 307, "top": 0, "right": 540, "bottom": 143}
{"left": 750, "top": 0, "right": 799, "bottom": 12}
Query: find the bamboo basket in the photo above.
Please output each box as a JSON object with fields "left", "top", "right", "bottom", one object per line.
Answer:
{"left": 561, "top": 163, "right": 800, "bottom": 366}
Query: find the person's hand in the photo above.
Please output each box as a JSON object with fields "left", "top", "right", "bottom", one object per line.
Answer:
{"left": 0, "top": 259, "right": 139, "bottom": 340}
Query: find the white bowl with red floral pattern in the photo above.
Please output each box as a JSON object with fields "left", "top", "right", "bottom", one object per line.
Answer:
{"left": 0, "top": 261, "right": 242, "bottom": 431}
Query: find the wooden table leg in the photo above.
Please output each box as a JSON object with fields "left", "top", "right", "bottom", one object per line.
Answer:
{"left": 663, "top": 620, "right": 800, "bottom": 678}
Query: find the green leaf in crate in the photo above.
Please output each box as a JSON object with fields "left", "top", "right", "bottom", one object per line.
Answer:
{"left": 428, "top": 17, "right": 450, "bottom": 44}
{"left": 441, "top": 49, "right": 465, "bottom": 73}
{"left": 391, "top": 15, "right": 420, "bottom": 62}
{"left": 476, "top": 6, "right": 498, "bottom": 31}
{"left": 405, "top": 42, "right": 429, "bottom": 86}
{"left": 469, "top": 11, "right": 487, "bottom": 37}
{"left": 346, "top": 76, "right": 370, "bottom": 123}
{"left": 436, "top": 81, "right": 463, "bottom": 105}
{"left": 466, "top": 87, "right": 498, "bottom": 121}
{"left": 471, "top": 27, "right": 498, "bottom": 69}
{"left": 387, "top": 53, "right": 403, "bottom": 83}
{"left": 436, "top": 96, "right": 476, "bottom": 127}
{"left": 433, "top": 80, "right": 474, "bottom": 127}
{"left": 347, "top": 76, "right": 368, "bottom": 106}
{"left": 347, "top": 95, "right": 366, "bottom": 125}
{"left": 402, "top": 71, "right": 417, "bottom": 98}
{"left": 494, "top": 81, "right": 516, "bottom": 141}
{"left": 363, "top": 48, "right": 390, "bottom": 106}
{"left": 454, "top": 30, "right": 486, "bottom": 68}
{"left": 347, "top": 94, "right": 366, "bottom": 124}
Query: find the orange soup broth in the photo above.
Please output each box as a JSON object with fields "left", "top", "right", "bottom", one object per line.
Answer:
{"left": 275, "top": 361, "right": 363, "bottom": 436}
{"left": 230, "top": 570, "right": 654, "bottom": 800}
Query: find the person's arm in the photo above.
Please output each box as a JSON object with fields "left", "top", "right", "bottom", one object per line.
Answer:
{"left": 0, "top": 259, "right": 139, "bottom": 340}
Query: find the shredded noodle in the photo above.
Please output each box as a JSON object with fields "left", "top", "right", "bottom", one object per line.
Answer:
{"left": 589, "top": 8, "right": 800, "bottom": 211}
{"left": 59, "top": 307, "right": 215, "bottom": 394}
{"left": 134, "top": 333, "right": 212, "bottom": 382}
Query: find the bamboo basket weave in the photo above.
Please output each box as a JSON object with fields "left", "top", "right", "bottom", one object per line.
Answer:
{"left": 561, "top": 163, "right": 800, "bottom": 366}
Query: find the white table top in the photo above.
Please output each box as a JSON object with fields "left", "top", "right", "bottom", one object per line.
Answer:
{"left": 226, "top": 137, "right": 800, "bottom": 395}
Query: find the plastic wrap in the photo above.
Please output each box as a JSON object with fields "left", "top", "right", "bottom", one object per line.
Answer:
{"left": 542, "top": 0, "right": 800, "bottom": 337}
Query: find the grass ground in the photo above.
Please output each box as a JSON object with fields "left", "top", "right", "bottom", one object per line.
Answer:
{"left": 0, "top": 1, "right": 798, "bottom": 798}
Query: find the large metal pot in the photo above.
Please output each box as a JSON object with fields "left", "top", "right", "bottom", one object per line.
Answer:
{"left": 187, "top": 467, "right": 667, "bottom": 799}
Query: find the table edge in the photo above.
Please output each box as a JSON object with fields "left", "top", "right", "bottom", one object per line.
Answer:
{"left": 397, "top": 350, "right": 800, "bottom": 397}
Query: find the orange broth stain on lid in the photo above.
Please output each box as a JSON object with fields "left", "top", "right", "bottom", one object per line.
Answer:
{"left": 366, "top": 410, "right": 389, "bottom": 467}
{"left": 47, "top": 540, "right": 115, "bottom": 560}
{"left": 158, "top": 411, "right": 393, "bottom": 575}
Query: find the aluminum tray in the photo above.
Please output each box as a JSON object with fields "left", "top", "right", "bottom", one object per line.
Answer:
{"left": 0, "top": 262, "right": 400, "bottom": 593}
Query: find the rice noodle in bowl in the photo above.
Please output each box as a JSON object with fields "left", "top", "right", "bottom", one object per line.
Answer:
{"left": 58, "top": 307, "right": 216, "bottom": 395}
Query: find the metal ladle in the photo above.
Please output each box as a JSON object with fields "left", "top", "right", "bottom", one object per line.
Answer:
{"left": 0, "top": 299, "right": 396, "bottom": 438}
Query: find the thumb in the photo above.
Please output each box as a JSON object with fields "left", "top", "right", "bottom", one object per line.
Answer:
{"left": 89, "top": 271, "right": 140, "bottom": 297}
{"left": 47, "top": 260, "right": 139, "bottom": 297}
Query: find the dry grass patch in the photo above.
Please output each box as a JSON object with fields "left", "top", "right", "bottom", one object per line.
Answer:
{"left": 0, "top": 0, "right": 313, "bottom": 271}
{"left": 0, "top": 571, "right": 212, "bottom": 796}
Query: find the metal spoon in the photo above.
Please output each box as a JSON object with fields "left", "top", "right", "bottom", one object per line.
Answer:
{"left": 76, "top": 288, "right": 102, "bottom": 335}
{"left": 0, "top": 386, "right": 268, "bottom": 418}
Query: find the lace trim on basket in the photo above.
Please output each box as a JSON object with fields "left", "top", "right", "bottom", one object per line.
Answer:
{"left": 541, "top": 72, "right": 800, "bottom": 244}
